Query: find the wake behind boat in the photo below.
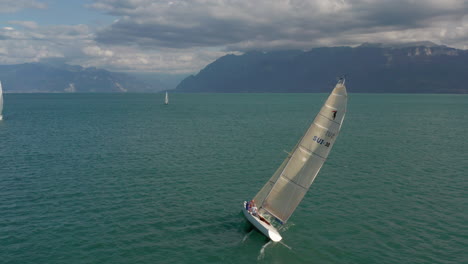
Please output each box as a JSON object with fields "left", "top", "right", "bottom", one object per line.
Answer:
{"left": 242, "top": 78, "right": 348, "bottom": 241}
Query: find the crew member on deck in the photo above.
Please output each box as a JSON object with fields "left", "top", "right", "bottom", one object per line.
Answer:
{"left": 250, "top": 200, "right": 257, "bottom": 216}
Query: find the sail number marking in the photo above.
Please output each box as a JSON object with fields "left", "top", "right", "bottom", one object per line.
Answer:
{"left": 313, "top": 136, "right": 331, "bottom": 147}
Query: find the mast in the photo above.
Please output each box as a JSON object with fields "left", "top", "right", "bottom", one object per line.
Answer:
{"left": 257, "top": 79, "right": 347, "bottom": 223}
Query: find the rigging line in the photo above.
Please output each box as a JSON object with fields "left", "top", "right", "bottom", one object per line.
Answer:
{"left": 324, "top": 104, "right": 337, "bottom": 110}
{"left": 261, "top": 138, "right": 303, "bottom": 208}
{"left": 313, "top": 122, "right": 328, "bottom": 130}
{"left": 298, "top": 145, "right": 327, "bottom": 160}
{"left": 267, "top": 180, "right": 276, "bottom": 185}
{"left": 280, "top": 241, "right": 292, "bottom": 250}
{"left": 312, "top": 151, "right": 327, "bottom": 160}
{"left": 258, "top": 153, "right": 293, "bottom": 205}
{"left": 279, "top": 173, "right": 309, "bottom": 190}
{"left": 318, "top": 113, "right": 341, "bottom": 125}
{"left": 331, "top": 92, "right": 345, "bottom": 96}
{"left": 263, "top": 208, "right": 284, "bottom": 224}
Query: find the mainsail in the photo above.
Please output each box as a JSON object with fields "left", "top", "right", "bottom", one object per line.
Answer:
{"left": 0, "top": 80, "right": 3, "bottom": 120}
{"left": 255, "top": 79, "right": 347, "bottom": 223}
{"left": 165, "top": 92, "right": 169, "bottom": 105}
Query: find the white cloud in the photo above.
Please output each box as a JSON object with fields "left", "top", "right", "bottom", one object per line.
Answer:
{"left": 0, "top": 0, "right": 467, "bottom": 73}
{"left": 76, "top": 45, "right": 225, "bottom": 73}
{"left": 0, "top": 0, "right": 47, "bottom": 13}
{"left": 0, "top": 24, "right": 85, "bottom": 64}
{"left": 0, "top": 18, "right": 225, "bottom": 73}
{"left": 91, "top": 0, "right": 468, "bottom": 51}
{"left": 64, "top": 83, "right": 76, "bottom": 93}
{"left": 7, "top": 20, "right": 39, "bottom": 29}
{"left": 82, "top": 46, "right": 114, "bottom": 57}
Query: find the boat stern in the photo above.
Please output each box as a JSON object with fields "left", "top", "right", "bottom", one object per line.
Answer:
{"left": 242, "top": 201, "right": 283, "bottom": 242}
{"left": 268, "top": 230, "right": 283, "bottom": 242}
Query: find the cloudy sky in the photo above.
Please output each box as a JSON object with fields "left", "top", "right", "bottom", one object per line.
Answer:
{"left": 1, "top": 0, "right": 467, "bottom": 74}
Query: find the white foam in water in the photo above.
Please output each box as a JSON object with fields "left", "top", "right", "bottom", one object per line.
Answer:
{"left": 280, "top": 241, "right": 292, "bottom": 250}
{"left": 279, "top": 222, "right": 295, "bottom": 232}
{"left": 257, "top": 241, "right": 272, "bottom": 261}
{"left": 242, "top": 230, "right": 253, "bottom": 243}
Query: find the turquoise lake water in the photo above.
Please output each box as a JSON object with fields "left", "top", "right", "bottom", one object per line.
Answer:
{"left": 0, "top": 93, "right": 466, "bottom": 264}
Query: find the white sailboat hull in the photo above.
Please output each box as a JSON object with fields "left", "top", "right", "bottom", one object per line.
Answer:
{"left": 242, "top": 202, "right": 282, "bottom": 242}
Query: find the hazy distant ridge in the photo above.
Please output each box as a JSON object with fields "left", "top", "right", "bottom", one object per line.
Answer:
{"left": 176, "top": 43, "right": 468, "bottom": 93}
{"left": 0, "top": 63, "right": 156, "bottom": 93}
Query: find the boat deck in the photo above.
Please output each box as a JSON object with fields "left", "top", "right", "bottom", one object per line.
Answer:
{"left": 243, "top": 201, "right": 282, "bottom": 242}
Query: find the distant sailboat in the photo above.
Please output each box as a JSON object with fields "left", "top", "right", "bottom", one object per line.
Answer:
{"left": 0, "top": 80, "right": 3, "bottom": 121}
{"left": 243, "top": 78, "right": 348, "bottom": 242}
{"left": 164, "top": 91, "right": 169, "bottom": 105}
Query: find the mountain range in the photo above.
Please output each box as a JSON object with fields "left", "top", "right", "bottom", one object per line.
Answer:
{"left": 1, "top": 42, "right": 467, "bottom": 93}
{"left": 176, "top": 42, "right": 468, "bottom": 93}
{"left": 0, "top": 62, "right": 159, "bottom": 93}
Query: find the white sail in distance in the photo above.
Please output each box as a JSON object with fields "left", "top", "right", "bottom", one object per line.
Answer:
{"left": 165, "top": 92, "right": 169, "bottom": 105}
{"left": 0, "top": 80, "right": 3, "bottom": 120}
{"left": 254, "top": 79, "right": 347, "bottom": 223}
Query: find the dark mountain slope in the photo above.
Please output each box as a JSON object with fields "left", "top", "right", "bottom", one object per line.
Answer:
{"left": 176, "top": 44, "right": 468, "bottom": 93}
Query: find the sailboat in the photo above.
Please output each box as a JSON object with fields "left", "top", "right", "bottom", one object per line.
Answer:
{"left": 0, "top": 80, "right": 3, "bottom": 121}
{"left": 164, "top": 91, "right": 169, "bottom": 105}
{"left": 242, "top": 78, "right": 348, "bottom": 242}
